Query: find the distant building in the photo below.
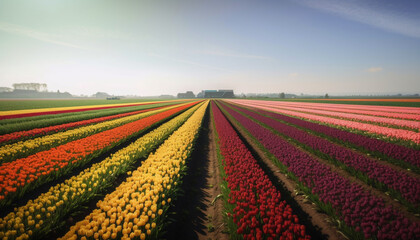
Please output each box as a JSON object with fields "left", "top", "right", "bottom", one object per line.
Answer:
{"left": 93, "top": 92, "right": 111, "bottom": 98}
{"left": 177, "top": 91, "right": 195, "bottom": 98}
{"left": 198, "top": 89, "right": 234, "bottom": 98}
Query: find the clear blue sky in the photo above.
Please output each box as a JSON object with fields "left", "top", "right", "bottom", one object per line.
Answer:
{"left": 0, "top": 0, "right": 419, "bottom": 96}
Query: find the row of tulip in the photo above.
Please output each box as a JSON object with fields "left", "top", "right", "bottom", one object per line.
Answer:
{"left": 226, "top": 100, "right": 420, "bottom": 144}
{"left": 238, "top": 104, "right": 420, "bottom": 169}
{"left": 0, "top": 102, "right": 190, "bottom": 164}
{"left": 218, "top": 101, "right": 420, "bottom": 240}
{"left": 241, "top": 100, "right": 419, "bottom": 130}
{"left": 0, "top": 102, "right": 203, "bottom": 240}
{"left": 212, "top": 102, "right": 310, "bottom": 240}
{"left": 291, "top": 103, "right": 419, "bottom": 121}
{"left": 224, "top": 102, "right": 420, "bottom": 211}
{"left": 0, "top": 104, "right": 174, "bottom": 144}
{"left": 246, "top": 100, "right": 420, "bottom": 114}
{"left": 0, "top": 101, "right": 182, "bottom": 136}
{"left": 254, "top": 100, "right": 420, "bottom": 121}
{"left": 59, "top": 101, "right": 208, "bottom": 240}
{"left": 0, "top": 102, "right": 198, "bottom": 207}
{"left": 0, "top": 100, "right": 175, "bottom": 120}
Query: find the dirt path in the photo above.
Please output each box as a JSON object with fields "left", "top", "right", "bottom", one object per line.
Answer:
{"left": 196, "top": 107, "right": 228, "bottom": 240}
{"left": 164, "top": 107, "right": 228, "bottom": 240}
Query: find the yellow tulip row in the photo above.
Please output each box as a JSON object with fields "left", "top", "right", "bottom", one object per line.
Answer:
{"left": 59, "top": 101, "right": 208, "bottom": 240}
{"left": 0, "top": 102, "right": 204, "bottom": 240}
{"left": 0, "top": 102, "right": 191, "bottom": 164}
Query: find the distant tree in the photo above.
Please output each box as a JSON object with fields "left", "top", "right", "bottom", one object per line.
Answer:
{"left": 0, "top": 87, "right": 12, "bottom": 92}
{"left": 325, "top": 93, "right": 329, "bottom": 99}
{"left": 279, "top": 92, "right": 285, "bottom": 99}
{"left": 30, "top": 83, "right": 39, "bottom": 91}
{"left": 40, "top": 83, "right": 47, "bottom": 92}
{"left": 177, "top": 91, "right": 195, "bottom": 99}
{"left": 12, "top": 83, "right": 47, "bottom": 91}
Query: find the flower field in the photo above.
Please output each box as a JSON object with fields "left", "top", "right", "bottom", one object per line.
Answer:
{"left": 0, "top": 98, "right": 419, "bottom": 240}
{"left": 219, "top": 99, "right": 420, "bottom": 240}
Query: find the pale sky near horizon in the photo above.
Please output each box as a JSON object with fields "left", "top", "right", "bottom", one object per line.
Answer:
{"left": 0, "top": 0, "right": 419, "bottom": 96}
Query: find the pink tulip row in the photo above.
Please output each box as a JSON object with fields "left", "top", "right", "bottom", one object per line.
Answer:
{"left": 227, "top": 100, "right": 420, "bottom": 144}
{"left": 237, "top": 101, "right": 419, "bottom": 130}
{"left": 241, "top": 100, "right": 420, "bottom": 114}
{"left": 255, "top": 102, "right": 420, "bottom": 121}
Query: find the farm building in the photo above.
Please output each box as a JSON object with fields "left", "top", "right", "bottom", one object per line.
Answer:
{"left": 197, "top": 89, "right": 234, "bottom": 98}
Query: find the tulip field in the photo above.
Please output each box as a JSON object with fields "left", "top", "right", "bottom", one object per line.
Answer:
{"left": 0, "top": 98, "right": 419, "bottom": 240}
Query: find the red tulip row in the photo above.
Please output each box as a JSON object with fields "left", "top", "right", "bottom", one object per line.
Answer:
{"left": 212, "top": 102, "right": 310, "bottom": 240}
{"left": 0, "top": 105, "right": 172, "bottom": 144}
{"left": 0, "top": 102, "right": 198, "bottom": 205}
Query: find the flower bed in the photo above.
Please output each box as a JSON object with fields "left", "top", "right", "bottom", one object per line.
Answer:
{"left": 212, "top": 102, "right": 310, "bottom": 240}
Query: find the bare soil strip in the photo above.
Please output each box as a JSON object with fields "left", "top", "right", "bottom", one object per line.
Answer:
{"left": 163, "top": 107, "right": 228, "bottom": 240}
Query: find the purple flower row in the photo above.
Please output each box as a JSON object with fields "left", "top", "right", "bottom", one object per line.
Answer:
{"left": 225, "top": 103, "right": 420, "bottom": 207}
{"left": 218, "top": 101, "right": 420, "bottom": 240}
{"left": 246, "top": 104, "right": 420, "bottom": 168}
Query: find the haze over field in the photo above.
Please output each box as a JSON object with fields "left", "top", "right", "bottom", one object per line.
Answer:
{"left": 0, "top": 0, "right": 419, "bottom": 96}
